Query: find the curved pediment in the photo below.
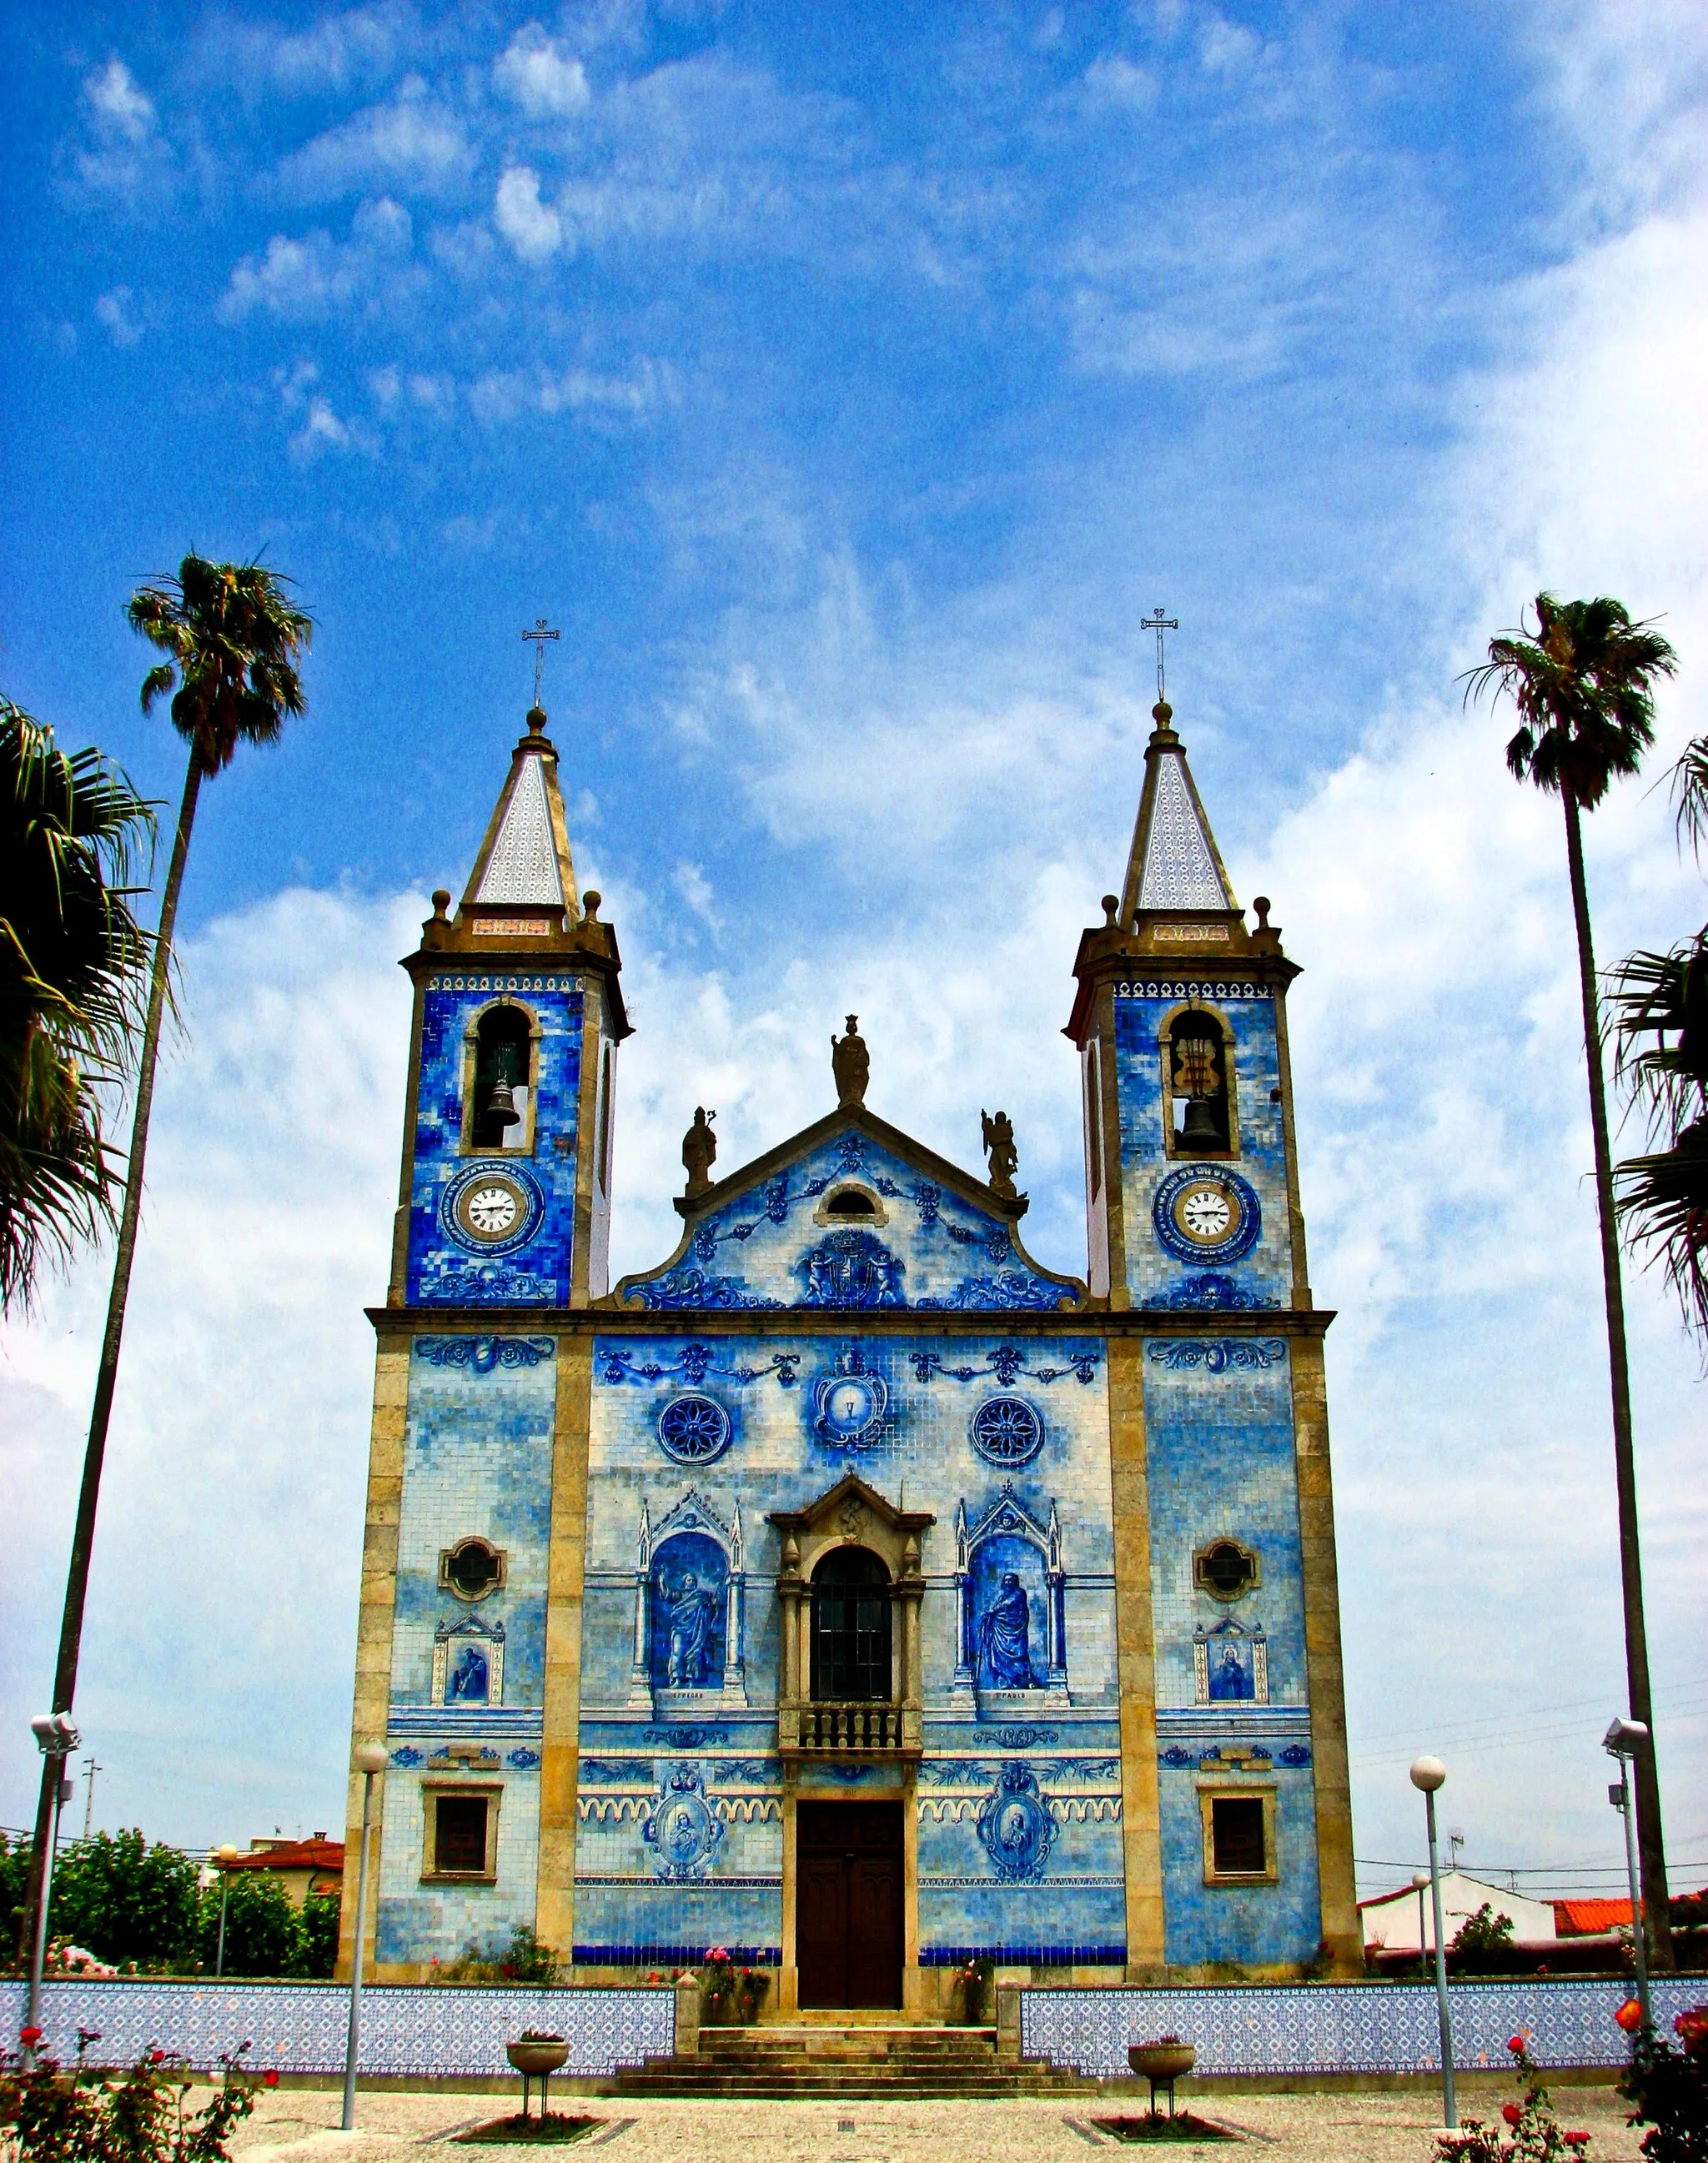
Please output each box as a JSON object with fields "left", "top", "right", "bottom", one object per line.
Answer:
{"left": 610, "top": 1110, "right": 1086, "bottom": 1315}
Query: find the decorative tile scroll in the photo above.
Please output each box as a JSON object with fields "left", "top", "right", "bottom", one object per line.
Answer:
{"left": 1019, "top": 1977, "right": 1702, "bottom": 2077}
{"left": 0, "top": 1980, "right": 672, "bottom": 2079}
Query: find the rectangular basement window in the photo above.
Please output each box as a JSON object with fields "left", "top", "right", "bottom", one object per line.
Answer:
{"left": 424, "top": 1786, "right": 500, "bottom": 1882}
{"left": 1199, "top": 1786, "right": 1278, "bottom": 1884}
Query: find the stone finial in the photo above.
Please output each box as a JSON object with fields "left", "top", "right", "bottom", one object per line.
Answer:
{"left": 982, "top": 1108, "right": 1019, "bottom": 1200}
{"left": 682, "top": 1106, "right": 717, "bottom": 1198}
{"left": 831, "top": 1014, "right": 869, "bottom": 1107}
{"left": 431, "top": 889, "right": 450, "bottom": 919}
{"left": 582, "top": 889, "right": 602, "bottom": 921}
{"left": 526, "top": 705, "right": 548, "bottom": 736}
{"left": 1101, "top": 894, "right": 1120, "bottom": 929}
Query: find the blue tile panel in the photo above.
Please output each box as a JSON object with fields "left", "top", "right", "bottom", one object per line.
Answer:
{"left": 1142, "top": 1337, "right": 1323, "bottom": 1968}
{"left": 0, "top": 1980, "right": 674, "bottom": 2077}
{"left": 1113, "top": 986, "right": 1289, "bottom": 1309}
{"left": 377, "top": 1337, "right": 557, "bottom": 1966}
{"left": 405, "top": 971, "right": 584, "bottom": 1306}
{"left": 576, "top": 1328, "right": 1124, "bottom": 1968}
{"left": 617, "top": 1125, "right": 1077, "bottom": 1312}
{"left": 1020, "top": 1977, "right": 1702, "bottom": 2075}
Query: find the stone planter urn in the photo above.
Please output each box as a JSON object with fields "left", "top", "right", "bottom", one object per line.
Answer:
{"left": 506, "top": 2040, "right": 570, "bottom": 2077}
{"left": 507, "top": 2035, "right": 569, "bottom": 2120}
{"left": 1128, "top": 2043, "right": 1195, "bottom": 2083}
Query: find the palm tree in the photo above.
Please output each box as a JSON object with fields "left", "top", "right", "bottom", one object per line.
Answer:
{"left": 1, "top": 695, "right": 156, "bottom": 1309}
{"left": 1466, "top": 591, "right": 1678, "bottom": 1974}
{"left": 17, "top": 557, "right": 310, "bottom": 1961}
{"left": 1608, "top": 931, "right": 1708, "bottom": 1336}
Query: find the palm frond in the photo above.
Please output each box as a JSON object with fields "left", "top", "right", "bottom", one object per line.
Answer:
{"left": 127, "top": 554, "right": 313, "bottom": 774}
{"left": 1615, "top": 1117, "right": 1708, "bottom": 1339}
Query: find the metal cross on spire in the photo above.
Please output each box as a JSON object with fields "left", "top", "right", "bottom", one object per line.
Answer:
{"left": 1140, "top": 605, "right": 1179, "bottom": 706}
{"left": 522, "top": 617, "right": 560, "bottom": 707}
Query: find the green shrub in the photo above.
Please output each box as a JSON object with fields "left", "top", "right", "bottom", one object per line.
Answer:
{"left": 1448, "top": 1904, "right": 1518, "bottom": 1975}
{"left": 198, "top": 1874, "right": 297, "bottom": 1980}
{"left": 291, "top": 1889, "right": 340, "bottom": 1980}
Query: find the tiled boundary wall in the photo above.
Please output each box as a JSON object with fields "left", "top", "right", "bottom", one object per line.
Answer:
{"left": 1017, "top": 1977, "right": 1704, "bottom": 2077}
{"left": 0, "top": 1980, "right": 673, "bottom": 2080}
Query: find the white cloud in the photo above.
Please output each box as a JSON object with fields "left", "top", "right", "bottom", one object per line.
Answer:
{"left": 1083, "top": 54, "right": 1159, "bottom": 112}
{"left": 468, "top": 356, "right": 668, "bottom": 425}
{"left": 493, "top": 163, "right": 563, "bottom": 261}
{"left": 93, "top": 284, "right": 143, "bottom": 347}
{"left": 219, "top": 196, "right": 414, "bottom": 323}
{"left": 74, "top": 54, "right": 173, "bottom": 199}
{"left": 273, "top": 358, "right": 377, "bottom": 460}
{"left": 84, "top": 54, "right": 155, "bottom": 143}
{"left": 275, "top": 75, "right": 475, "bottom": 202}
{"left": 494, "top": 23, "right": 591, "bottom": 119}
{"left": 673, "top": 859, "right": 721, "bottom": 931}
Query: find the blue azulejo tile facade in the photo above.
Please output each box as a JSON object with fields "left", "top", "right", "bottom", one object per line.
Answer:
{"left": 405, "top": 971, "right": 585, "bottom": 1307}
{"left": 345, "top": 697, "right": 1360, "bottom": 2000}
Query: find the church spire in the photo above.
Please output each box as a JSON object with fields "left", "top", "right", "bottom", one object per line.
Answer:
{"left": 1117, "top": 699, "right": 1238, "bottom": 929}
{"left": 460, "top": 704, "right": 580, "bottom": 929}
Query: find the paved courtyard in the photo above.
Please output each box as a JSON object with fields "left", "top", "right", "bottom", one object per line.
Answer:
{"left": 225, "top": 2084, "right": 1650, "bottom": 2161}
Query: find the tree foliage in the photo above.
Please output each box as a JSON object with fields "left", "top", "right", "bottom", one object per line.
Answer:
{"left": 1449, "top": 1902, "right": 1519, "bottom": 1975}
{"left": 50, "top": 1831, "right": 202, "bottom": 1970}
{"left": 124, "top": 556, "right": 309, "bottom": 776}
{"left": 1465, "top": 590, "right": 1677, "bottom": 809}
{"left": 0, "top": 698, "right": 156, "bottom": 1312}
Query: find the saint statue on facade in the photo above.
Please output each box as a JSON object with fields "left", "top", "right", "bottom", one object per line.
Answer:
{"left": 682, "top": 1106, "right": 717, "bottom": 1198}
{"left": 831, "top": 1015, "right": 869, "bottom": 1107}
{"left": 982, "top": 1108, "right": 1019, "bottom": 1199}
{"left": 977, "top": 1570, "right": 1036, "bottom": 1687}
{"left": 661, "top": 1565, "right": 718, "bottom": 1687}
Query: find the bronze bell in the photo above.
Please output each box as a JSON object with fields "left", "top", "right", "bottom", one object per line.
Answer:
{"left": 1180, "top": 1094, "right": 1223, "bottom": 1148}
{"left": 485, "top": 1076, "right": 519, "bottom": 1127}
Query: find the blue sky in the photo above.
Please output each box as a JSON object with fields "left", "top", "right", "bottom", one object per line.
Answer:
{"left": 3, "top": 1, "right": 1706, "bottom": 1910}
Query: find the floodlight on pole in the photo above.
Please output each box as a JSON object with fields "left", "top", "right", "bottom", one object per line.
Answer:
{"left": 23, "top": 1714, "right": 83, "bottom": 2070}
{"left": 214, "top": 1845, "right": 240, "bottom": 1979}
{"left": 1604, "top": 1717, "right": 1651, "bottom": 2032}
{"left": 1410, "top": 1756, "right": 1455, "bottom": 2130}
{"left": 342, "top": 1741, "right": 390, "bottom": 2133}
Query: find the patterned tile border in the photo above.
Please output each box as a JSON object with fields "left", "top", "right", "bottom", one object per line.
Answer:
{"left": 1020, "top": 1978, "right": 1703, "bottom": 2076}
{"left": 0, "top": 1981, "right": 672, "bottom": 2079}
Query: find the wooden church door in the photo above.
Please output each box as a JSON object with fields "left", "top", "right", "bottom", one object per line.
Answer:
{"left": 796, "top": 1802, "right": 903, "bottom": 2008}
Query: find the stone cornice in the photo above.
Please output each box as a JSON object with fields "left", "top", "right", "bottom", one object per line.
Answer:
{"left": 368, "top": 1304, "right": 1335, "bottom": 1340}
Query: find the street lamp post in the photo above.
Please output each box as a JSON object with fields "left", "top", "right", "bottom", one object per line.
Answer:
{"left": 1411, "top": 1755, "right": 1456, "bottom": 2130}
{"left": 24, "top": 1713, "right": 82, "bottom": 2070}
{"left": 341, "top": 1742, "right": 389, "bottom": 2133}
{"left": 214, "top": 1846, "right": 240, "bottom": 1978}
{"left": 1412, "top": 1871, "right": 1431, "bottom": 1982}
{"left": 1604, "top": 1717, "right": 1652, "bottom": 2033}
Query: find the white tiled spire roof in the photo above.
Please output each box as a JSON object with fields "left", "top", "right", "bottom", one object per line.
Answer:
{"left": 474, "top": 750, "right": 565, "bottom": 906}
{"left": 1137, "top": 747, "right": 1233, "bottom": 910}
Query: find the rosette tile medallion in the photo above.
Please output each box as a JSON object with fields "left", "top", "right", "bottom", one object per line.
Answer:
{"left": 340, "top": 665, "right": 1359, "bottom": 2022}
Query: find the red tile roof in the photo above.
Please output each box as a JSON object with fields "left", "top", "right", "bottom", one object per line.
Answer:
{"left": 1554, "top": 1898, "right": 1633, "bottom": 1935}
{"left": 225, "top": 1838, "right": 344, "bottom": 1874}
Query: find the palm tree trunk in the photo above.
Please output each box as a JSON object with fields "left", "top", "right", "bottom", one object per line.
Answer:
{"left": 16, "top": 748, "right": 203, "bottom": 1961}
{"left": 1563, "top": 787, "right": 1675, "bottom": 1973}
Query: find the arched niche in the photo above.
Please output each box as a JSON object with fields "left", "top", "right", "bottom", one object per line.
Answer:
{"left": 950, "top": 1483, "right": 1070, "bottom": 1714}
{"left": 460, "top": 997, "right": 544, "bottom": 1155}
{"left": 1157, "top": 998, "right": 1242, "bottom": 1161}
{"left": 625, "top": 1490, "right": 748, "bottom": 1714}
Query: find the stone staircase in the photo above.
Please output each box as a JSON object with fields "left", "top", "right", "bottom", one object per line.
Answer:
{"left": 613, "top": 2022, "right": 1098, "bottom": 2099}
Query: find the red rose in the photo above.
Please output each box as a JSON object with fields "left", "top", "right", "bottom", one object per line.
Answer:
{"left": 19, "top": 2025, "right": 43, "bottom": 2046}
{"left": 149, "top": 2050, "right": 166, "bottom": 2065}
{"left": 1615, "top": 2000, "right": 1644, "bottom": 2033}
{"left": 264, "top": 2070, "right": 279, "bottom": 2088}
{"left": 1508, "top": 2035, "right": 1525, "bottom": 2054}
{"left": 1502, "top": 2104, "right": 1522, "bottom": 2125}
{"left": 1565, "top": 2133, "right": 1590, "bottom": 2149}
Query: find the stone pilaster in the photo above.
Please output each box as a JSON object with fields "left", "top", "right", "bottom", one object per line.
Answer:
{"left": 1289, "top": 1334, "right": 1359, "bottom": 1970}
{"left": 536, "top": 1335, "right": 593, "bottom": 1958}
{"left": 336, "top": 1337, "right": 408, "bottom": 1979}
{"left": 1107, "top": 1337, "right": 1164, "bottom": 1974}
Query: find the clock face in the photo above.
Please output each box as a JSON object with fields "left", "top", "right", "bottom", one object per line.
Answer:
{"left": 1173, "top": 1177, "right": 1241, "bottom": 1248}
{"left": 456, "top": 1174, "right": 526, "bottom": 1244}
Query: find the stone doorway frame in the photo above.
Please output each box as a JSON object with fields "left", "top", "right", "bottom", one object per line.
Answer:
{"left": 770, "top": 1473, "right": 933, "bottom": 2015}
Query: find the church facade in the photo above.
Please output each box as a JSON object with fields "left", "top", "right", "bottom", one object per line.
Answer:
{"left": 338, "top": 690, "right": 1360, "bottom": 2005}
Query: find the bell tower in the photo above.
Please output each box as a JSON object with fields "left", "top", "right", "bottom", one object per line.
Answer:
{"left": 389, "top": 702, "right": 630, "bottom": 1309}
{"left": 1064, "top": 695, "right": 1307, "bottom": 1312}
{"left": 1065, "top": 679, "right": 1361, "bottom": 1977}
